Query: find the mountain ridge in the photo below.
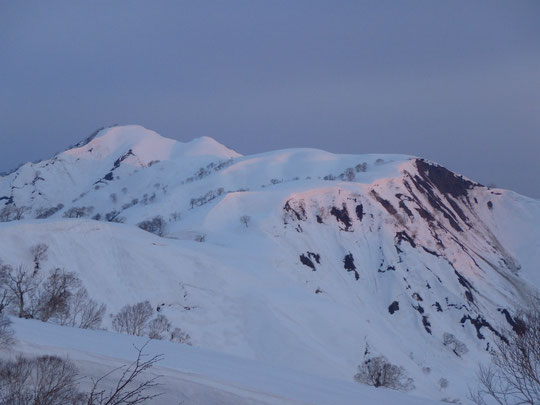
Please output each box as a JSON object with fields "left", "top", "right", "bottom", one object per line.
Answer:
{"left": 0, "top": 125, "right": 538, "bottom": 403}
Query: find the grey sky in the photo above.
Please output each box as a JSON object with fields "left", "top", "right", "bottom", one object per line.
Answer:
{"left": 1, "top": 1, "right": 539, "bottom": 198}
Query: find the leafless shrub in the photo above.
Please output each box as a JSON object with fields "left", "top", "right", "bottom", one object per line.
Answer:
{"left": 469, "top": 297, "right": 540, "bottom": 405}
{"left": 87, "top": 342, "right": 163, "bottom": 405}
{"left": 148, "top": 315, "right": 171, "bottom": 340}
{"left": 38, "top": 271, "right": 105, "bottom": 329}
{"left": 240, "top": 215, "right": 251, "bottom": 228}
{"left": 439, "top": 377, "right": 449, "bottom": 390}
{"left": 190, "top": 188, "right": 226, "bottom": 208}
{"left": 169, "top": 327, "right": 192, "bottom": 345}
{"left": 169, "top": 212, "right": 181, "bottom": 222}
{"left": 140, "top": 193, "right": 156, "bottom": 205}
{"left": 355, "top": 162, "right": 368, "bottom": 172}
{"left": 54, "top": 287, "right": 106, "bottom": 329}
{"left": 343, "top": 168, "right": 355, "bottom": 181}
{"left": 0, "top": 345, "right": 163, "bottom": 405}
{"left": 35, "top": 203, "right": 64, "bottom": 219}
{"left": 112, "top": 301, "right": 154, "bottom": 336}
{"left": 104, "top": 210, "right": 126, "bottom": 223}
{"left": 137, "top": 216, "right": 165, "bottom": 237}
{"left": 0, "top": 355, "right": 84, "bottom": 405}
{"left": 0, "top": 205, "right": 29, "bottom": 222}
{"left": 30, "top": 243, "right": 48, "bottom": 272}
{"left": 443, "top": 332, "right": 469, "bottom": 357}
{"left": 2, "top": 262, "right": 104, "bottom": 328}
{"left": 194, "top": 234, "right": 206, "bottom": 243}
{"left": 5, "top": 265, "right": 41, "bottom": 318}
{"left": 354, "top": 355, "right": 414, "bottom": 391}
{"left": 110, "top": 216, "right": 126, "bottom": 223}
{"left": 375, "top": 158, "right": 384, "bottom": 165}
{"left": 441, "top": 398, "right": 461, "bottom": 403}
{"left": 36, "top": 268, "right": 82, "bottom": 322}
{"left": 121, "top": 198, "right": 139, "bottom": 210}
{"left": 63, "top": 206, "right": 94, "bottom": 218}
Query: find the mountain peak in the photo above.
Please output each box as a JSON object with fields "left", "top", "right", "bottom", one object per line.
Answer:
{"left": 65, "top": 125, "right": 240, "bottom": 163}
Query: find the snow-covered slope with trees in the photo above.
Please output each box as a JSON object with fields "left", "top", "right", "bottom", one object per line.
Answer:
{"left": 8, "top": 317, "right": 441, "bottom": 405}
{"left": 1, "top": 125, "right": 539, "bottom": 403}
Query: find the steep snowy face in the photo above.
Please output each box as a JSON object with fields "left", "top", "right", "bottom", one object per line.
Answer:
{"left": 0, "top": 126, "right": 538, "bottom": 402}
{"left": 270, "top": 158, "right": 534, "bottom": 333}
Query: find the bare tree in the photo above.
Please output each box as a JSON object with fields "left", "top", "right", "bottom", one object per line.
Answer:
{"left": 63, "top": 207, "right": 94, "bottom": 218}
{"left": 35, "top": 203, "right": 65, "bottom": 219}
{"left": 354, "top": 355, "right": 414, "bottom": 391}
{"left": 58, "top": 287, "right": 106, "bottom": 330}
{"left": 1, "top": 261, "right": 105, "bottom": 328}
{"left": 0, "top": 205, "right": 29, "bottom": 222}
{"left": 86, "top": 342, "right": 163, "bottom": 405}
{"left": 355, "top": 162, "right": 368, "bottom": 173}
{"left": 169, "top": 327, "right": 192, "bottom": 345}
{"left": 0, "top": 355, "right": 84, "bottom": 405}
{"left": 112, "top": 301, "right": 154, "bottom": 336}
{"left": 37, "top": 268, "right": 81, "bottom": 322}
{"left": 240, "top": 215, "right": 251, "bottom": 228}
{"left": 5, "top": 265, "right": 41, "bottom": 318}
{"left": 0, "top": 206, "right": 14, "bottom": 222}
{"left": 30, "top": 243, "right": 49, "bottom": 272}
{"left": 343, "top": 168, "right": 355, "bottom": 181}
{"left": 0, "top": 345, "right": 163, "bottom": 405}
{"left": 147, "top": 315, "right": 171, "bottom": 340}
{"left": 469, "top": 297, "right": 540, "bottom": 405}
{"left": 443, "top": 332, "right": 469, "bottom": 357}
{"left": 439, "top": 377, "right": 449, "bottom": 390}
{"left": 137, "top": 216, "right": 165, "bottom": 237}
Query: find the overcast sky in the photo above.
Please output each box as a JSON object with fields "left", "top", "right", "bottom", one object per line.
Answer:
{"left": 1, "top": 1, "right": 539, "bottom": 198}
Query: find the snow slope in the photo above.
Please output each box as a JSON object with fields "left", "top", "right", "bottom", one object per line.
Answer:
{"left": 1, "top": 125, "right": 539, "bottom": 403}
{"left": 7, "top": 317, "right": 441, "bottom": 405}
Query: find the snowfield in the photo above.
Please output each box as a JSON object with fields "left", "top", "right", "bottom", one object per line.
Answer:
{"left": 7, "top": 317, "right": 441, "bottom": 404}
{"left": 1, "top": 125, "right": 539, "bottom": 404}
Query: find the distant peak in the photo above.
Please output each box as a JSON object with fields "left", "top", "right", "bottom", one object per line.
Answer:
{"left": 92, "top": 125, "right": 163, "bottom": 142}
{"left": 62, "top": 125, "right": 241, "bottom": 164}
{"left": 65, "top": 125, "right": 168, "bottom": 157}
{"left": 68, "top": 125, "right": 161, "bottom": 150}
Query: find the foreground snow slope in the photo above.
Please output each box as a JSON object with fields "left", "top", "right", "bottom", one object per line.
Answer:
{"left": 9, "top": 318, "right": 441, "bottom": 405}
{"left": 1, "top": 125, "right": 539, "bottom": 403}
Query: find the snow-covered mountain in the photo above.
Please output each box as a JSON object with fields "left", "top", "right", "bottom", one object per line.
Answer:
{"left": 1, "top": 125, "right": 539, "bottom": 403}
